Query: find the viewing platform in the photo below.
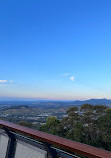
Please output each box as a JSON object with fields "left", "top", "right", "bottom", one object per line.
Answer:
{"left": 0, "top": 120, "right": 111, "bottom": 158}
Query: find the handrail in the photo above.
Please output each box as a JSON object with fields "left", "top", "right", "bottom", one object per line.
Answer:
{"left": 0, "top": 120, "right": 111, "bottom": 158}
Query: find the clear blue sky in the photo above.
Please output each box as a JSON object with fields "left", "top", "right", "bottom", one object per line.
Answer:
{"left": 0, "top": 0, "right": 111, "bottom": 100}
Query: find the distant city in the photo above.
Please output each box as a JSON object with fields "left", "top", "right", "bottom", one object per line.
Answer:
{"left": 0, "top": 98, "right": 110, "bottom": 129}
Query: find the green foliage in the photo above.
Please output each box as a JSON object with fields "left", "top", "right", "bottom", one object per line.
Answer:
{"left": 39, "top": 104, "right": 111, "bottom": 151}
{"left": 39, "top": 116, "right": 60, "bottom": 135}
{"left": 66, "top": 122, "right": 86, "bottom": 142}
{"left": 81, "top": 104, "right": 94, "bottom": 112}
{"left": 97, "top": 109, "right": 111, "bottom": 150}
{"left": 67, "top": 107, "right": 78, "bottom": 114}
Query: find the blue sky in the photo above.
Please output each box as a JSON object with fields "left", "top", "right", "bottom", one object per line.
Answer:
{"left": 0, "top": 0, "right": 111, "bottom": 100}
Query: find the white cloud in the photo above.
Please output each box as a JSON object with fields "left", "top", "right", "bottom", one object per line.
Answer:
{"left": 60, "top": 74, "right": 75, "bottom": 82}
{"left": 0, "top": 80, "right": 14, "bottom": 87}
{"left": 9, "top": 80, "right": 13, "bottom": 83}
{"left": 0, "top": 80, "right": 7, "bottom": 83}
{"left": 61, "top": 73, "right": 69, "bottom": 76}
{"left": 70, "top": 76, "right": 75, "bottom": 81}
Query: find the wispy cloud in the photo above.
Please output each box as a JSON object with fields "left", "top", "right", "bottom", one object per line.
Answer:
{"left": 9, "top": 80, "right": 13, "bottom": 83}
{"left": 0, "top": 80, "right": 7, "bottom": 83}
{"left": 70, "top": 76, "right": 75, "bottom": 81}
{"left": 60, "top": 74, "right": 75, "bottom": 82}
{"left": 0, "top": 79, "right": 14, "bottom": 87}
{"left": 61, "top": 73, "right": 69, "bottom": 76}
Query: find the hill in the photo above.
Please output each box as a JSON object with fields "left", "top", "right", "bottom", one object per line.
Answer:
{"left": 0, "top": 98, "right": 111, "bottom": 107}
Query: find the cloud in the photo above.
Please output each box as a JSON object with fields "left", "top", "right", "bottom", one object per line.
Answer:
{"left": 0, "top": 80, "right": 7, "bottom": 83}
{"left": 0, "top": 80, "right": 14, "bottom": 87}
{"left": 60, "top": 74, "right": 75, "bottom": 82}
{"left": 9, "top": 80, "right": 13, "bottom": 83}
{"left": 70, "top": 76, "right": 75, "bottom": 81}
{"left": 61, "top": 73, "right": 69, "bottom": 76}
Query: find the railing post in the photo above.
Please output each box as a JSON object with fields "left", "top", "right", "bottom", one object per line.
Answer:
{"left": 43, "top": 142, "right": 57, "bottom": 158}
{"left": 4, "top": 128, "right": 17, "bottom": 158}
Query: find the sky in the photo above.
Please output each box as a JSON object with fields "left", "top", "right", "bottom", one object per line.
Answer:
{"left": 0, "top": 0, "right": 111, "bottom": 100}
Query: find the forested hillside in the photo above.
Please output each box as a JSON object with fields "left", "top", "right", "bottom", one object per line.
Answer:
{"left": 40, "top": 104, "right": 111, "bottom": 151}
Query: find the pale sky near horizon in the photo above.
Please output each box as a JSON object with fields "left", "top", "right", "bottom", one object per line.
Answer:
{"left": 0, "top": 0, "right": 111, "bottom": 100}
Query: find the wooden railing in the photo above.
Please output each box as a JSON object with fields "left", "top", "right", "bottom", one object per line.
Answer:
{"left": 0, "top": 120, "right": 111, "bottom": 158}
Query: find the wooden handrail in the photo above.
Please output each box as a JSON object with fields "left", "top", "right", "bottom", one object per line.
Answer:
{"left": 0, "top": 120, "right": 111, "bottom": 158}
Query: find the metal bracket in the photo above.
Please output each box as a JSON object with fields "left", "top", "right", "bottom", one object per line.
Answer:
{"left": 4, "top": 128, "right": 17, "bottom": 158}
{"left": 43, "top": 142, "right": 57, "bottom": 158}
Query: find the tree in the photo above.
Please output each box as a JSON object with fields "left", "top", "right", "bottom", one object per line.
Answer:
{"left": 67, "top": 122, "right": 86, "bottom": 142}
{"left": 98, "top": 109, "right": 111, "bottom": 150}
{"left": 39, "top": 116, "right": 60, "bottom": 135}
{"left": 39, "top": 105, "right": 111, "bottom": 151}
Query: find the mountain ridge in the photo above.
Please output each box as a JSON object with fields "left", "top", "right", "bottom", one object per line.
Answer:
{"left": 0, "top": 98, "right": 111, "bottom": 107}
{"left": 72, "top": 98, "right": 111, "bottom": 105}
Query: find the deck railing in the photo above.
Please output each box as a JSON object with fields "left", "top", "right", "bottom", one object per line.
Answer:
{"left": 0, "top": 120, "right": 111, "bottom": 158}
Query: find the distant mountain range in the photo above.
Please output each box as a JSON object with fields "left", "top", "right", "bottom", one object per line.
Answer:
{"left": 0, "top": 98, "right": 111, "bottom": 107}
{"left": 72, "top": 98, "right": 111, "bottom": 106}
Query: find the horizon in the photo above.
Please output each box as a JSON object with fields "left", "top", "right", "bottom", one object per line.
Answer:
{"left": 1, "top": 0, "right": 111, "bottom": 100}
{"left": 0, "top": 97, "right": 111, "bottom": 102}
